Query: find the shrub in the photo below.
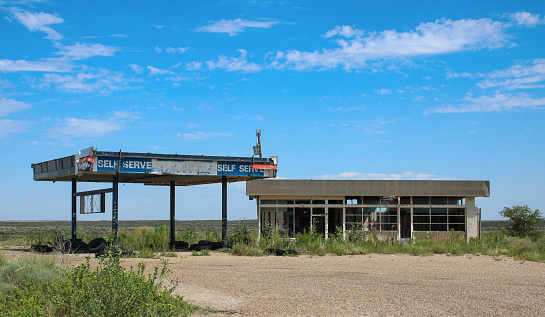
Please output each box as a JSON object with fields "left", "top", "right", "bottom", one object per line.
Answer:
{"left": 53, "top": 256, "right": 198, "bottom": 316}
{"left": 229, "top": 220, "right": 251, "bottom": 245}
{"left": 500, "top": 205, "right": 543, "bottom": 240}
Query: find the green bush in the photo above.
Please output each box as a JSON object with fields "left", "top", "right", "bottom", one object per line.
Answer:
{"left": 500, "top": 205, "right": 543, "bottom": 239}
{"left": 0, "top": 256, "right": 199, "bottom": 316}
{"left": 54, "top": 256, "right": 197, "bottom": 316}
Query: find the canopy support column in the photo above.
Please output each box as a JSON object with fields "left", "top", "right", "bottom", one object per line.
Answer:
{"left": 112, "top": 173, "right": 119, "bottom": 242}
{"left": 170, "top": 181, "right": 176, "bottom": 249}
{"left": 222, "top": 175, "right": 228, "bottom": 247}
{"left": 71, "top": 178, "right": 77, "bottom": 240}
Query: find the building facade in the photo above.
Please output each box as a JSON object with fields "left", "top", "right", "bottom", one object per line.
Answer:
{"left": 246, "top": 180, "right": 490, "bottom": 240}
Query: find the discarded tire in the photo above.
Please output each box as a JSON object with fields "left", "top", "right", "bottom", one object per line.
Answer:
{"left": 172, "top": 241, "right": 189, "bottom": 249}
{"left": 190, "top": 244, "right": 201, "bottom": 251}
{"left": 87, "top": 238, "right": 107, "bottom": 253}
{"left": 210, "top": 242, "right": 223, "bottom": 250}
{"left": 61, "top": 239, "right": 88, "bottom": 253}
{"left": 198, "top": 240, "right": 212, "bottom": 246}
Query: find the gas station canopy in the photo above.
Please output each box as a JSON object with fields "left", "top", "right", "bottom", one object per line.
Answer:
{"left": 32, "top": 147, "right": 278, "bottom": 185}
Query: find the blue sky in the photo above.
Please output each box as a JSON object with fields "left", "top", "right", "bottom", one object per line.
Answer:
{"left": 1, "top": 0, "right": 544, "bottom": 221}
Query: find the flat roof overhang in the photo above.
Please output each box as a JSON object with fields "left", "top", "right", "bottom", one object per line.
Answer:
{"left": 247, "top": 179, "right": 490, "bottom": 198}
{"left": 32, "top": 150, "right": 277, "bottom": 185}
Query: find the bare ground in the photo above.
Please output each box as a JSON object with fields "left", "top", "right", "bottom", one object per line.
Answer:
{"left": 2, "top": 249, "right": 544, "bottom": 316}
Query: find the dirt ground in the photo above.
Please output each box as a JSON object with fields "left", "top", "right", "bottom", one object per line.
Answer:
{"left": 2, "top": 249, "right": 545, "bottom": 316}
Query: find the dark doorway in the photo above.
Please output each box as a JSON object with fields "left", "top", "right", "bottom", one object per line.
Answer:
{"left": 328, "top": 208, "right": 342, "bottom": 234}
{"left": 295, "top": 208, "right": 310, "bottom": 234}
{"left": 400, "top": 209, "right": 411, "bottom": 238}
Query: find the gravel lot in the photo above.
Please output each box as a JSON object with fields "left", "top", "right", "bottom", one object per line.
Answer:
{"left": 3, "top": 250, "right": 545, "bottom": 316}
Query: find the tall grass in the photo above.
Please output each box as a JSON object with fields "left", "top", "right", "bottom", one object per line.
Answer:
{"left": 4, "top": 222, "right": 545, "bottom": 262}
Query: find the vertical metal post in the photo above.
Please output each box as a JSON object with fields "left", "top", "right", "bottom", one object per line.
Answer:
{"left": 170, "top": 181, "right": 176, "bottom": 249}
{"left": 71, "top": 178, "right": 77, "bottom": 240}
{"left": 112, "top": 173, "right": 119, "bottom": 242}
{"left": 257, "top": 197, "right": 261, "bottom": 241}
{"left": 222, "top": 175, "right": 228, "bottom": 247}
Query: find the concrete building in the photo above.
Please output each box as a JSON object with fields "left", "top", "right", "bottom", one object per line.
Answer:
{"left": 246, "top": 180, "right": 490, "bottom": 240}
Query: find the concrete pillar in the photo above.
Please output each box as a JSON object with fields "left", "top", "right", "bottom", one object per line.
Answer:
{"left": 342, "top": 207, "right": 346, "bottom": 240}
{"left": 466, "top": 197, "right": 479, "bottom": 240}
{"left": 325, "top": 207, "right": 329, "bottom": 240}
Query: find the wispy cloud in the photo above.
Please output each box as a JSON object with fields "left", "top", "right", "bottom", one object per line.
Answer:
{"left": 13, "top": 10, "right": 63, "bottom": 40}
{"left": 166, "top": 47, "right": 189, "bottom": 53}
{"left": 271, "top": 17, "right": 512, "bottom": 70}
{"left": 315, "top": 171, "right": 440, "bottom": 180}
{"left": 147, "top": 66, "right": 174, "bottom": 76}
{"left": 195, "top": 18, "right": 278, "bottom": 36}
{"left": 41, "top": 69, "right": 132, "bottom": 94}
{"left": 129, "top": 64, "right": 144, "bottom": 73}
{"left": 206, "top": 49, "right": 261, "bottom": 72}
{"left": 508, "top": 12, "right": 545, "bottom": 27}
{"left": 0, "top": 98, "right": 31, "bottom": 117}
{"left": 55, "top": 43, "right": 119, "bottom": 60}
{"left": 185, "top": 61, "right": 203, "bottom": 71}
{"left": 478, "top": 59, "right": 545, "bottom": 90}
{"left": 181, "top": 131, "right": 232, "bottom": 140}
{"left": 430, "top": 93, "right": 545, "bottom": 113}
{"left": 0, "top": 118, "right": 33, "bottom": 138}
{"left": 51, "top": 117, "right": 124, "bottom": 137}
{"left": 0, "top": 59, "right": 71, "bottom": 72}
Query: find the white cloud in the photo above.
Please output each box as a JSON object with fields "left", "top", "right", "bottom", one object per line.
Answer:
{"left": 129, "top": 64, "right": 144, "bottom": 73}
{"left": 508, "top": 12, "right": 544, "bottom": 27}
{"left": 42, "top": 69, "right": 131, "bottom": 94}
{"left": 323, "top": 25, "right": 364, "bottom": 38}
{"left": 185, "top": 61, "right": 203, "bottom": 71}
{"left": 0, "top": 118, "right": 33, "bottom": 138}
{"left": 0, "top": 98, "right": 31, "bottom": 117}
{"left": 195, "top": 18, "right": 278, "bottom": 36}
{"left": 316, "top": 171, "right": 440, "bottom": 180}
{"left": 112, "top": 111, "right": 140, "bottom": 120}
{"left": 154, "top": 46, "right": 162, "bottom": 53}
{"left": 272, "top": 17, "right": 511, "bottom": 70}
{"left": 327, "top": 106, "right": 366, "bottom": 111}
{"left": 165, "top": 47, "right": 189, "bottom": 53}
{"left": 51, "top": 118, "right": 124, "bottom": 137}
{"left": 478, "top": 59, "right": 545, "bottom": 90}
{"left": 147, "top": 66, "right": 174, "bottom": 76}
{"left": 182, "top": 131, "right": 232, "bottom": 140}
{"left": 206, "top": 49, "right": 261, "bottom": 72}
{"left": 430, "top": 93, "right": 545, "bottom": 113}
{"left": 376, "top": 88, "right": 391, "bottom": 95}
{"left": 0, "top": 59, "right": 71, "bottom": 72}
{"left": 56, "top": 43, "right": 119, "bottom": 60}
{"left": 13, "top": 11, "right": 63, "bottom": 40}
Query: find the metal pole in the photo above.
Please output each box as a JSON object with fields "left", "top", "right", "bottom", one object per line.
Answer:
{"left": 170, "top": 181, "right": 176, "bottom": 249}
{"left": 222, "top": 175, "right": 228, "bottom": 247}
{"left": 71, "top": 178, "right": 77, "bottom": 240}
{"left": 112, "top": 173, "right": 119, "bottom": 242}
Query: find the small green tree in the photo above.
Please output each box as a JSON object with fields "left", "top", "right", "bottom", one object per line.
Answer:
{"left": 499, "top": 205, "right": 543, "bottom": 239}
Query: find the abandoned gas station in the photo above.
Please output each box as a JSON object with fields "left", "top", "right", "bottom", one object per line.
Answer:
{"left": 32, "top": 143, "right": 490, "bottom": 245}
{"left": 246, "top": 179, "right": 490, "bottom": 241}
{"left": 31, "top": 146, "right": 278, "bottom": 247}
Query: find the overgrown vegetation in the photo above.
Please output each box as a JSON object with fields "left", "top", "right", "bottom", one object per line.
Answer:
{"left": 0, "top": 255, "right": 199, "bottom": 316}
{"left": 1, "top": 216, "right": 544, "bottom": 263}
